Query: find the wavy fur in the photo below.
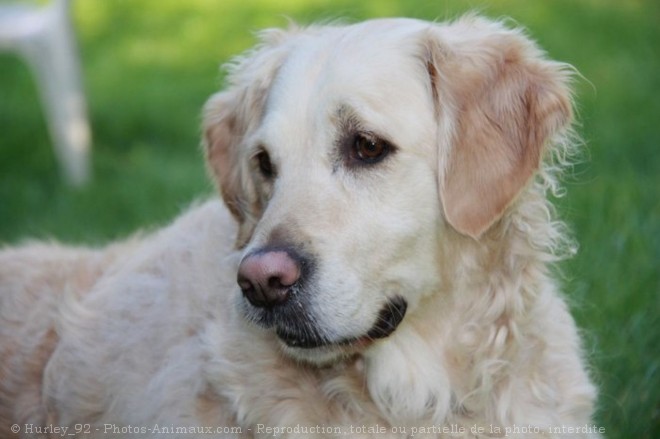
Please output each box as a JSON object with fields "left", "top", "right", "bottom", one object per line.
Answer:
{"left": 0, "top": 15, "right": 599, "bottom": 438}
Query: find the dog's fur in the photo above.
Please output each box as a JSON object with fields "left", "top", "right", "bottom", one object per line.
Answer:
{"left": 0, "top": 16, "right": 599, "bottom": 438}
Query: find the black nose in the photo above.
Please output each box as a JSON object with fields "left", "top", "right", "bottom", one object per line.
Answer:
{"left": 237, "top": 248, "right": 301, "bottom": 308}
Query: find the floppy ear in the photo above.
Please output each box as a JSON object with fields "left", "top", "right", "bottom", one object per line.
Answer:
{"left": 425, "top": 17, "right": 573, "bottom": 239}
{"left": 203, "top": 90, "right": 251, "bottom": 224}
{"left": 203, "top": 28, "right": 295, "bottom": 247}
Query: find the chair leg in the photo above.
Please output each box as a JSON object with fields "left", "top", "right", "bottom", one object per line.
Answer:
{"left": 20, "top": 1, "right": 91, "bottom": 186}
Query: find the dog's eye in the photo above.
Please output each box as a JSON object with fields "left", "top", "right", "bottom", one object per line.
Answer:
{"left": 256, "top": 150, "right": 275, "bottom": 179}
{"left": 353, "top": 134, "right": 391, "bottom": 164}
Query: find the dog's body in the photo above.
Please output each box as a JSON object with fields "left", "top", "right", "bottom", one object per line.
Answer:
{"left": 1, "top": 16, "right": 598, "bottom": 438}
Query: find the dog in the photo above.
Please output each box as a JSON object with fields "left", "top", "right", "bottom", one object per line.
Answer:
{"left": 0, "top": 15, "right": 600, "bottom": 438}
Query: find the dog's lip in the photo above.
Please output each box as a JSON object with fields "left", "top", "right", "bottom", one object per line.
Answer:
{"left": 277, "top": 296, "right": 408, "bottom": 350}
{"left": 276, "top": 327, "right": 328, "bottom": 349}
{"left": 364, "top": 296, "right": 408, "bottom": 340}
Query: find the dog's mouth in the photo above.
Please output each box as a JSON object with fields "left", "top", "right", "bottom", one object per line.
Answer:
{"left": 275, "top": 296, "right": 408, "bottom": 349}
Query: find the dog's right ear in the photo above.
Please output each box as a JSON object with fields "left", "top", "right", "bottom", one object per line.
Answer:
{"left": 203, "top": 28, "right": 295, "bottom": 247}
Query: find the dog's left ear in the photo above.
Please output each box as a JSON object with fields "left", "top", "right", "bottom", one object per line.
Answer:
{"left": 424, "top": 17, "right": 573, "bottom": 239}
{"left": 203, "top": 27, "right": 296, "bottom": 247}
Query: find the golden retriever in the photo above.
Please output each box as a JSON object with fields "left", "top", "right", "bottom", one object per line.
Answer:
{"left": 0, "top": 15, "right": 600, "bottom": 438}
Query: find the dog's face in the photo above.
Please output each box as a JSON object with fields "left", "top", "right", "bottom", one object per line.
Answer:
{"left": 204, "top": 18, "right": 571, "bottom": 364}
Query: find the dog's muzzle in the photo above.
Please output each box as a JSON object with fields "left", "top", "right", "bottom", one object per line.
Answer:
{"left": 237, "top": 246, "right": 407, "bottom": 350}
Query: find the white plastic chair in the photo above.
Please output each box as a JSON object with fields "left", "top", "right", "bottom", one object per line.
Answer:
{"left": 0, "top": 0, "right": 91, "bottom": 186}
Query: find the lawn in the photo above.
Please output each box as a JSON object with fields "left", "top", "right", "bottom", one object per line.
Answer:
{"left": 0, "top": 0, "right": 658, "bottom": 436}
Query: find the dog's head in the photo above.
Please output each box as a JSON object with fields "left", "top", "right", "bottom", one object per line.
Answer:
{"left": 203, "top": 16, "right": 572, "bottom": 364}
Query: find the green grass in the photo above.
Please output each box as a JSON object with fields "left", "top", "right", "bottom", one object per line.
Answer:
{"left": 1, "top": 0, "right": 658, "bottom": 436}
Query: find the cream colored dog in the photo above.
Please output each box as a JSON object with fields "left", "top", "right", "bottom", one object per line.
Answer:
{"left": 0, "top": 15, "right": 600, "bottom": 438}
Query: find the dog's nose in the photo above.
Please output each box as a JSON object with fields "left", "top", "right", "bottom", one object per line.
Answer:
{"left": 237, "top": 249, "right": 301, "bottom": 308}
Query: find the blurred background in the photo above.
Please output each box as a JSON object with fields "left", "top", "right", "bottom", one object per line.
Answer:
{"left": 0, "top": 0, "right": 658, "bottom": 436}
